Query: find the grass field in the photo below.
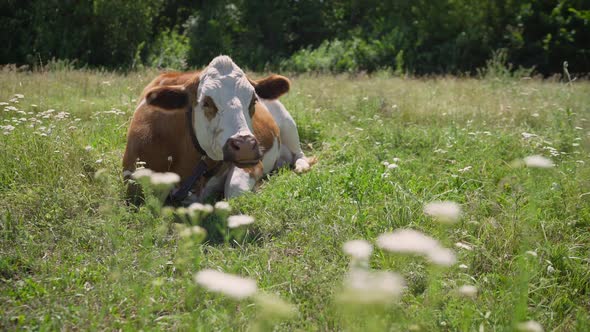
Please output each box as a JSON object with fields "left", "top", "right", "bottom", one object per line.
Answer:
{"left": 1, "top": 66, "right": 589, "bottom": 331}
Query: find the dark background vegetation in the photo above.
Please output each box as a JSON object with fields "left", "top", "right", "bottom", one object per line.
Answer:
{"left": 1, "top": 0, "right": 589, "bottom": 75}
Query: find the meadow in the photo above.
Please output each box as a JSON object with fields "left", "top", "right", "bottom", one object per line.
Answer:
{"left": 1, "top": 65, "right": 589, "bottom": 331}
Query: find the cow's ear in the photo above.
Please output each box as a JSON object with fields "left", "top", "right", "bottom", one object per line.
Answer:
{"left": 145, "top": 85, "right": 189, "bottom": 109}
{"left": 250, "top": 74, "right": 290, "bottom": 100}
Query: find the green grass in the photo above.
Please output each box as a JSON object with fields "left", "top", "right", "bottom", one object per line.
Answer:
{"left": 1, "top": 67, "right": 589, "bottom": 331}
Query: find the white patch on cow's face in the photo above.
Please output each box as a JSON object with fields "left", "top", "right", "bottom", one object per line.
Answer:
{"left": 193, "top": 56, "right": 255, "bottom": 160}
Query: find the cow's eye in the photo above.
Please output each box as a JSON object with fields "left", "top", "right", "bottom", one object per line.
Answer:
{"left": 249, "top": 96, "right": 257, "bottom": 117}
{"left": 202, "top": 97, "right": 217, "bottom": 120}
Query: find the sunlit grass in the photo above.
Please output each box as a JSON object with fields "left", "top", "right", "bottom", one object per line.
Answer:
{"left": 1, "top": 67, "right": 589, "bottom": 330}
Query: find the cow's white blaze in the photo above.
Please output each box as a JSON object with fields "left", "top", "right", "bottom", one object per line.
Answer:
{"left": 193, "top": 56, "right": 255, "bottom": 160}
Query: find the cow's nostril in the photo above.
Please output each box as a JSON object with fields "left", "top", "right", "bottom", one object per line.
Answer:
{"left": 230, "top": 139, "right": 241, "bottom": 151}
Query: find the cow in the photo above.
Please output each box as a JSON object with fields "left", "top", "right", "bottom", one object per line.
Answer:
{"left": 123, "top": 55, "right": 315, "bottom": 204}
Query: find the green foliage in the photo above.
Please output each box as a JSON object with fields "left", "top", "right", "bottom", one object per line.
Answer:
{"left": 145, "top": 29, "right": 189, "bottom": 70}
{"left": 1, "top": 0, "right": 588, "bottom": 74}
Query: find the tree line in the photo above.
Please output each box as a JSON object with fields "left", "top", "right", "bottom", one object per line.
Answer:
{"left": 1, "top": 0, "right": 588, "bottom": 75}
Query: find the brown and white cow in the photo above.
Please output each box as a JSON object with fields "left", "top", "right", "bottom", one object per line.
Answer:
{"left": 123, "top": 55, "right": 315, "bottom": 203}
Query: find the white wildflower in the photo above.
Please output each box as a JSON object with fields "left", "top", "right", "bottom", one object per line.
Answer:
{"left": 343, "top": 240, "right": 373, "bottom": 260}
{"left": 178, "top": 225, "right": 206, "bottom": 239}
{"left": 377, "top": 229, "right": 441, "bottom": 255}
{"left": 340, "top": 269, "right": 405, "bottom": 304}
{"left": 150, "top": 172, "right": 180, "bottom": 185}
{"left": 427, "top": 248, "right": 456, "bottom": 267}
{"left": 382, "top": 161, "right": 390, "bottom": 167}
{"left": 516, "top": 320, "right": 543, "bottom": 332}
{"left": 4, "top": 106, "right": 18, "bottom": 111}
{"left": 392, "top": 157, "right": 401, "bottom": 162}
{"left": 523, "top": 155, "right": 554, "bottom": 168}
{"left": 194, "top": 269, "right": 257, "bottom": 300}
{"left": 457, "top": 285, "right": 478, "bottom": 298}
{"left": 188, "top": 202, "right": 214, "bottom": 215}
{"left": 227, "top": 215, "right": 255, "bottom": 228}
{"left": 84, "top": 145, "right": 92, "bottom": 152}
{"left": 525, "top": 250, "right": 538, "bottom": 257}
{"left": 459, "top": 264, "right": 468, "bottom": 269}
{"left": 0, "top": 102, "right": 8, "bottom": 106}
{"left": 95, "top": 159, "right": 103, "bottom": 164}
{"left": 132, "top": 168, "right": 153, "bottom": 179}
{"left": 387, "top": 163, "right": 399, "bottom": 169}
{"left": 424, "top": 201, "right": 462, "bottom": 224}
{"left": 1, "top": 125, "right": 15, "bottom": 132}
{"left": 14, "top": 94, "right": 24, "bottom": 99}
{"left": 214, "top": 201, "right": 231, "bottom": 212}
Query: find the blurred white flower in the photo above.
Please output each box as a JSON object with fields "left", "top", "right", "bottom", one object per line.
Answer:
{"left": 228, "top": 215, "right": 255, "bottom": 228}
{"left": 84, "top": 145, "right": 92, "bottom": 152}
{"left": 457, "top": 285, "right": 478, "bottom": 298}
{"left": 343, "top": 240, "right": 373, "bottom": 260}
{"left": 150, "top": 172, "right": 180, "bottom": 185}
{"left": 516, "top": 320, "right": 543, "bottom": 332}
{"left": 392, "top": 157, "right": 401, "bottom": 162}
{"left": 382, "top": 161, "right": 390, "bottom": 167}
{"left": 339, "top": 269, "right": 405, "bottom": 304}
{"left": 387, "top": 163, "right": 399, "bottom": 169}
{"left": 377, "top": 229, "right": 440, "bottom": 255}
{"left": 424, "top": 201, "right": 462, "bottom": 224}
{"left": 95, "top": 159, "right": 103, "bottom": 164}
{"left": 178, "top": 225, "right": 206, "bottom": 239}
{"left": 525, "top": 250, "right": 538, "bottom": 257}
{"left": 523, "top": 155, "right": 554, "bottom": 168}
{"left": 194, "top": 269, "right": 257, "bottom": 299}
{"left": 427, "top": 248, "right": 456, "bottom": 267}
{"left": 188, "top": 202, "right": 214, "bottom": 214}
{"left": 4, "top": 106, "right": 18, "bottom": 111}
{"left": 14, "top": 94, "right": 24, "bottom": 99}
{"left": 132, "top": 168, "right": 153, "bottom": 179}
{"left": 214, "top": 201, "right": 231, "bottom": 212}
{"left": 459, "top": 264, "right": 468, "bottom": 269}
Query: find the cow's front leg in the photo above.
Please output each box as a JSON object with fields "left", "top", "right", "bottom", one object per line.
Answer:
{"left": 224, "top": 162, "right": 263, "bottom": 199}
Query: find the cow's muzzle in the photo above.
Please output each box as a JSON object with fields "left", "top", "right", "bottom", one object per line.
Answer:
{"left": 223, "top": 134, "right": 262, "bottom": 168}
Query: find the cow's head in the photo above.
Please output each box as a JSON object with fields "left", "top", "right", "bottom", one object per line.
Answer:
{"left": 145, "top": 55, "right": 290, "bottom": 167}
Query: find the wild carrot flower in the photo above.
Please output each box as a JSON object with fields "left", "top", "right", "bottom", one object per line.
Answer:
{"left": 377, "top": 229, "right": 440, "bottom": 255}
{"left": 227, "top": 215, "right": 255, "bottom": 228}
{"left": 343, "top": 240, "right": 373, "bottom": 261}
{"left": 150, "top": 172, "right": 180, "bottom": 186}
{"left": 424, "top": 201, "right": 462, "bottom": 224}
{"left": 523, "top": 155, "right": 554, "bottom": 168}
{"left": 339, "top": 269, "right": 405, "bottom": 304}
{"left": 132, "top": 168, "right": 153, "bottom": 179}
{"left": 516, "top": 320, "right": 543, "bottom": 332}
{"left": 194, "top": 269, "right": 257, "bottom": 299}
{"left": 457, "top": 285, "right": 478, "bottom": 298}
{"left": 427, "top": 247, "right": 456, "bottom": 266}
{"left": 214, "top": 201, "right": 231, "bottom": 212}
{"left": 377, "top": 229, "right": 456, "bottom": 267}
